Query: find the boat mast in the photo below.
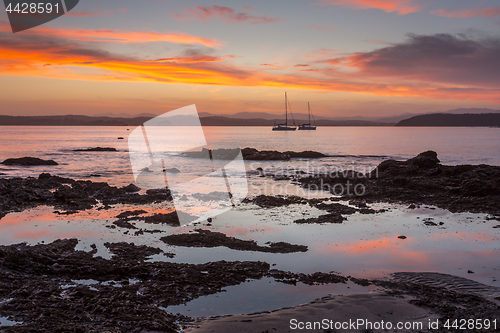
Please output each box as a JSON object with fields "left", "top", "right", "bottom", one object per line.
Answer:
{"left": 285, "top": 92, "right": 288, "bottom": 126}
{"left": 308, "top": 102, "right": 311, "bottom": 124}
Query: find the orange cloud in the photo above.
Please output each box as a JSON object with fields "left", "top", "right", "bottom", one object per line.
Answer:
{"left": 172, "top": 5, "right": 281, "bottom": 24}
{"left": 259, "top": 63, "right": 288, "bottom": 69}
{"left": 1, "top": 26, "right": 500, "bottom": 104}
{"left": 149, "top": 55, "right": 238, "bottom": 64}
{"left": 318, "top": 0, "right": 420, "bottom": 15}
{"left": 0, "top": 23, "right": 223, "bottom": 48}
{"left": 432, "top": 6, "right": 500, "bottom": 18}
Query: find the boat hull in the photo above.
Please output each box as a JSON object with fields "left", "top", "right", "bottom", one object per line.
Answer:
{"left": 298, "top": 126, "right": 316, "bottom": 130}
{"left": 272, "top": 126, "right": 296, "bottom": 131}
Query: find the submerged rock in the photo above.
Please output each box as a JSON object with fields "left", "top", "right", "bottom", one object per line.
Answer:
{"left": 116, "top": 209, "right": 147, "bottom": 219}
{"left": 73, "top": 147, "right": 117, "bottom": 152}
{"left": 161, "top": 229, "right": 308, "bottom": 253}
{"left": 243, "top": 195, "right": 306, "bottom": 207}
{"left": 267, "top": 270, "right": 347, "bottom": 285}
{"left": 1, "top": 157, "right": 58, "bottom": 166}
{"left": 183, "top": 147, "right": 327, "bottom": 161}
{"left": 294, "top": 213, "right": 345, "bottom": 224}
{"left": 144, "top": 211, "right": 197, "bottom": 226}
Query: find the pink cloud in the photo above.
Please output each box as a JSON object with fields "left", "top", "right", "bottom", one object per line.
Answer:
{"left": 318, "top": 0, "right": 420, "bottom": 15}
{"left": 432, "top": 6, "right": 500, "bottom": 18}
{"left": 172, "top": 5, "right": 281, "bottom": 24}
{"left": 259, "top": 63, "right": 288, "bottom": 69}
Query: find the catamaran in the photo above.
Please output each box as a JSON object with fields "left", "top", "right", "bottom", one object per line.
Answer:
{"left": 272, "top": 92, "right": 296, "bottom": 131}
{"left": 298, "top": 102, "right": 317, "bottom": 130}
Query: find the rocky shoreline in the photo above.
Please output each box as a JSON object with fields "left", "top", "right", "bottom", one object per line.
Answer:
{"left": 0, "top": 150, "right": 499, "bottom": 331}
{"left": 0, "top": 239, "right": 497, "bottom": 332}
{"left": 299, "top": 151, "right": 500, "bottom": 216}
{"left": 0, "top": 173, "right": 172, "bottom": 219}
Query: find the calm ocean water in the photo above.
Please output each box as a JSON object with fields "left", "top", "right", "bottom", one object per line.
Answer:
{"left": 0, "top": 126, "right": 499, "bottom": 186}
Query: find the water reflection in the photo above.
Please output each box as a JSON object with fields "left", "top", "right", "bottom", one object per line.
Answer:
{"left": 0, "top": 202, "right": 498, "bottom": 290}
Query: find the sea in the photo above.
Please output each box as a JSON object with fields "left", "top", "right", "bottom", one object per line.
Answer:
{"left": 0, "top": 126, "right": 499, "bottom": 186}
{"left": 0, "top": 126, "right": 499, "bottom": 318}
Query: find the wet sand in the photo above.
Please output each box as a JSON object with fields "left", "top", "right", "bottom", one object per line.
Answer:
{"left": 183, "top": 272, "right": 500, "bottom": 333}
{"left": 182, "top": 292, "right": 439, "bottom": 333}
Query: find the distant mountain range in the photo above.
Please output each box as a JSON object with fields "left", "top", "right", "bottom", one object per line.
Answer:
{"left": 0, "top": 114, "right": 390, "bottom": 126}
{"left": 396, "top": 113, "right": 500, "bottom": 127}
{"left": 1, "top": 108, "right": 499, "bottom": 127}
{"left": 99, "top": 108, "right": 500, "bottom": 124}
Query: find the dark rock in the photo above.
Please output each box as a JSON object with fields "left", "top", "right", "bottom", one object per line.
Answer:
{"left": 294, "top": 213, "right": 345, "bottom": 224}
{"left": 53, "top": 210, "right": 77, "bottom": 215}
{"left": 0, "top": 176, "right": 174, "bottom": 217}
{"left": 165, "top": 167, "right": 181, "bottom": 173}
{"left": 298, "top": 151, "right": 500, "bottom": 216}
{"left": 117, "top": 137, "right": 124, "bottom": 139}
{"left": 145, "top": 211, "right": 197, "bottom": 226}
{"left": 161, "top": 229, "right": 308, "bottom": 253}
{"left": 267, "top": 270, "right": 347, "bottom": 285}
{"left": 1, "top": 157, "right": 58, "bottom": 166}
{"left": 73, "top": 147, "right": 117, "bottom": 152}
{"left": 286, "top": 150, "right": 327, "bottom": 159}
{"left": 242, "top": 148, "right": 289, "bottom": 160}
{"left": 398, "top": 235, "right": 407, "bottom": 239}
{"left": 468, "top": 270, "right": 474, "bottom": 274}
{"left": 243, "top": 195, "right": 306, "bottom": 208}
{"left": 424, "top": 220, "right": 438, "bottom": 226}
{"left": 113, "top": 219, "right": 138, "bottom": 229}
{"left": 315, "top": 202, "right": 358, "bottom": 215}
{"left": 116, "top": 209, "right": 147, "bottom": 219}
{"left": 122, "top": 183, "right": 141, "bottom": 193}
{"left": 183, "top": 147, "right": 326, "bottom": 161}
{"left": 0, "top": 239, "right": 269, "bottom": 332}
{"left": 405, "top": 150, "right": 440, "bottom": 168}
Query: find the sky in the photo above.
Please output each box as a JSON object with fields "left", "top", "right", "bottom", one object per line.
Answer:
{"left": 1, "top": 0, "right": 500, "bottom": 118}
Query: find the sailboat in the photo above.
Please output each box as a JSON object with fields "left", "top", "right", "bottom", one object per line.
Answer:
{"left": 272, "top": 92, "right": 296, "bottom": 131}
{"left": 298, "top": 102, "right": 317, "bottom": 130}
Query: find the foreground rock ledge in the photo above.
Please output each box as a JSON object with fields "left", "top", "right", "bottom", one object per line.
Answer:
{"left": 0, "top": 239, "right": 270, "bottom": 332}
{"left": 0, "top": 173, "right": 173, "bottom": 219}
{"left": 300, "top": 151, "right": 500, "bottom": 216}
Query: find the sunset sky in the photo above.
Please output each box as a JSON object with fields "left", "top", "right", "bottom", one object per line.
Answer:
{"left": 1, "top": 0, "right": 500, "bottom": 118}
